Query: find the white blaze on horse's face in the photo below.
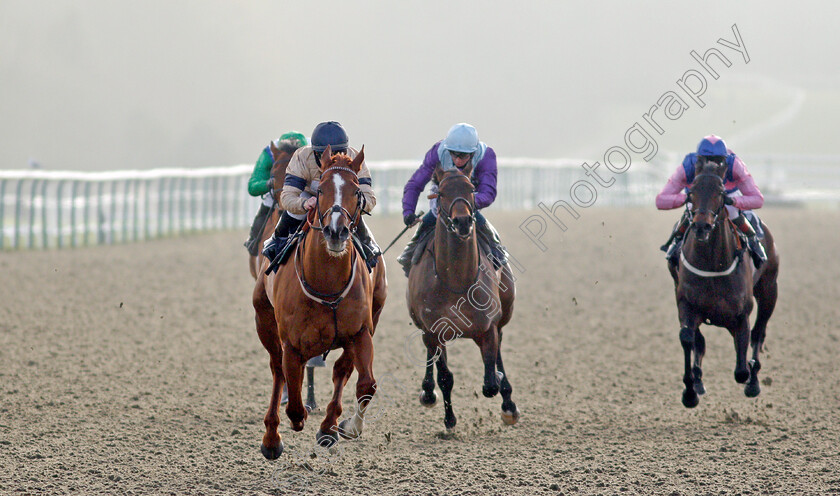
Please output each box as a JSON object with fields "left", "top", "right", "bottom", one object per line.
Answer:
{"left": 323, "top": 173, "right": 349, "bottom": 256}
{"left": 330, "top": 174, "right": 345, "bottom": 232}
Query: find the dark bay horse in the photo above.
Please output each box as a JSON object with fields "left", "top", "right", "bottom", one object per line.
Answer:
{"left": 668, "top": 159, "right": 779, "bottom": 408}
{"left": 407, "top": 166, "right": 518, "bottom": 429}
{"left": 248, "top": 140, "right": 299, "bottom": 280}
{"left": 252, "top": 145, "right": 387, "bottom": 458}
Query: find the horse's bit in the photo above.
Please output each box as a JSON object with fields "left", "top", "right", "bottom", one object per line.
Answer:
{"left": 436, "top": 174, "right": 476, "bottom": 237}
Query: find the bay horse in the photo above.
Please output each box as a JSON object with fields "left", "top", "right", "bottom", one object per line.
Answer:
{"left": 252, "top": 145, "right": 387, "bottom": 459}
{"left": 407, "top": 166, "right": 518, "bottom": 429}
{"left": 668, "top": 158, "right": 779, "bottom": 408}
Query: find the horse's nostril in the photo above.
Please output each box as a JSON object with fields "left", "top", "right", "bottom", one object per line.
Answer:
{"left": 339, "top": 226, "right": 349, "bottom": 239}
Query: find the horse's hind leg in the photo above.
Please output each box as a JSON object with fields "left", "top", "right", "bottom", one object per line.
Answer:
{"left": 496, "top": 332, "right": 520, "bottom": 425}
{"left": 746, "top": 269, "right": 778, "bottom": 397}
{"left": 692, "top": 329, "right": 706, "bottom": 395}
{"left": 316, "top": 349, "right": 354, "bottom": 447}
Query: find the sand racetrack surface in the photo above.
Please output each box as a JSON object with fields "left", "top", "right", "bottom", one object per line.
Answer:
{"left": 1, "top": 207, "right": 839, "bottom": 495}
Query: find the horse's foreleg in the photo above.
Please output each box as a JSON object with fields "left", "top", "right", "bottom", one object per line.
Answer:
{"left": 730, "top": 316, "right": 751, "bottom": 385}
{"left": 692, "top": 329, "right": 706, "bottom": 396}
{"left": 679, "top": 325, "right": 699, "bottom": 408}
{"left": 477, "top": 329, "right": 500, "bottom": 398}
{"left": 338, "top": 328, "right": 377, "bottom": 440}
{"left": 261, "top": 354, "right": 286, "bottom": 459}
{"left": 435, "top": 346, "right": 456, "bottom": 430}
{"left": 282, "top": 347, "right": 307, "bottom": 431}
{"left": 316, "top": 350, "right": 354, "bottom": 447}
{"left": 419, "top": 331, "right": 438, "bottom": 407}
{"left": 253, "top": 279, "right": 284, "bottom": 459}
{"left": 496, "top": 333, "right": 520, "bottom": 425}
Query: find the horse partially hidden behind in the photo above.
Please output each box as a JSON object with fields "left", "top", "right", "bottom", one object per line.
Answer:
{"left": 252, "top": 145, "right": 387, "bottom": 458}
{"left": 248, "top": 140, "right": 299, "bottom": 280}
{"left": 668, "top": 158, "right": 779, "bottom": 408}
{"left": 247, "top": 139, "right": 319, "bottom": 411}
{"left": 407, "top": 165, "right": 519, "bottom": 429}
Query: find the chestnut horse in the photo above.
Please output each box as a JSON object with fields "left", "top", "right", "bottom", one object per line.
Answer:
{"left": 252, "top": 145, "right": 387, "bottom": 458}
{"left": 668, "top": 159, "right": 779, "bottom": 408}
{"left": 248, "top": 140, "right": 300, "bottom": 280}
{"left": 407, "top": 166, "right": 518, "bottom": 429}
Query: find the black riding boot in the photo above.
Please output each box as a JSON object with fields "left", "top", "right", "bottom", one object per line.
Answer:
{"left": 661, "top": 212, "right": 691, "bottom": 265}
{"left": 354, "top": 218, "right": 381, "bottom": 270}
{"left": 732, "top": 214, "right": 767, "bottom": 269}
{"left": 244, "top": 204, "right": 272, "bottom": 256}
{"left": 476, "top": 216, "right": 508, "bottom": 269}
{"left": 262, "top": 211, "right": 303, "bottom": 263}
{"left": 397, "top": 220, "right": 435, "bottom": 277}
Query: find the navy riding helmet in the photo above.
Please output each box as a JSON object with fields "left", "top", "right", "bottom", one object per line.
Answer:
{"left": 311, "top": 121, "right": 348, "bottom": 153}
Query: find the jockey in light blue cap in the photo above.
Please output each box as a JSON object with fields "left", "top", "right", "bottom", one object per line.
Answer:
{"left": 398, "top": 122, "right": 506, "bottom": 277}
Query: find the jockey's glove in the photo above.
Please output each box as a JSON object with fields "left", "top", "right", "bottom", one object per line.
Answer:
{"left": 404, "top": 212, "right": 417, "bottom": 226}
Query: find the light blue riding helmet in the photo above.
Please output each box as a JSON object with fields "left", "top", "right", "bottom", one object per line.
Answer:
{"left": 443, "top": 123, "right": 480, "bottom": 153}
{"left": 438, "top": 123, "right": 487, "bottom": 169}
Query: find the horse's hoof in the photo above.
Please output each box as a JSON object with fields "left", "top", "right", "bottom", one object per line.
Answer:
{"left": 260, "top": 441, "right": 284, "bottom": 460}
{"left": 305, "top": 400, "right": 318, "bottom": 412}
{"left": 444, "top": 414, "right": 457, "bottom": 430}
{"left": 693, "top": 380, "right": 706, "bottom": 396}
{"left": 744, "top": 382, "right": 761, "bottom": 398}
{"left": 682, "top": 389, "right": 699, "bottom": 408}
{"left": 501, "top": 406, "right": 521, "bottom": 425}
{"left": 338, "top": 418, "right": 362, "bottom": 440}
{"left": 482, "top": 383, "right": 499, "bottom": 398}
{"left": 419, "top": 390, "right": 437, "bottom": 407}
{"left": 290, "top": 420, "right": 305, "bottom": 432}
{"left": 734, "top": 369, "right": 750, "bottom": 384}
{"left": 315, "top": 429, "right": 339, "bottom": 448}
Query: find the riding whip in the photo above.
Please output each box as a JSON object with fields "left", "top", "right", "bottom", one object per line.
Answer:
{"left": 381, "top": 211, "right": 424, "bottom": 255}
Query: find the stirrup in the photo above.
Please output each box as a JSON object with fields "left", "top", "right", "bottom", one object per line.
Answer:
{"left": 748, "top": 238, "right": 766, "bottom": 269}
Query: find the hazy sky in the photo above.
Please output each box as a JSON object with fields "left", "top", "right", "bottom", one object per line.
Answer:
{"left": 2, "top": 1, "right": 839, "bottom": 171}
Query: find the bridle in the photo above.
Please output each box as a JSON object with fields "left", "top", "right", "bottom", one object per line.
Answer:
{"left": 309, "top": 166, "right": 364, "bottom": 234}
{"left": 687, "top": 172, "right": 727, "bottom": 229}
{"left": 436, "top": 172, "right": 476, "bottom": 238}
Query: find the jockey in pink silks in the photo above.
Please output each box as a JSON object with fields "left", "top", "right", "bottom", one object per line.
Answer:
{"left": 656, "top": 135, "right": 768, "bottom": 269}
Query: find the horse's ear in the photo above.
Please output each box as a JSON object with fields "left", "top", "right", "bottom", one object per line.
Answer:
{"left": 349, "top": 145, "right": 365, "bottom": 173}
{"left": 459, "top": 161, "right": 474, "bottom": 178}
{"left": 319, "top": 145, "right": 333, "bottom": 171}
{"left": 433, "top": 164, "right": 445, "bottom": 183}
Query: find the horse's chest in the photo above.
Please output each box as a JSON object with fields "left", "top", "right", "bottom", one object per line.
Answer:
{"left": 413, "top": 278, "right": 501, "bottom": 333}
